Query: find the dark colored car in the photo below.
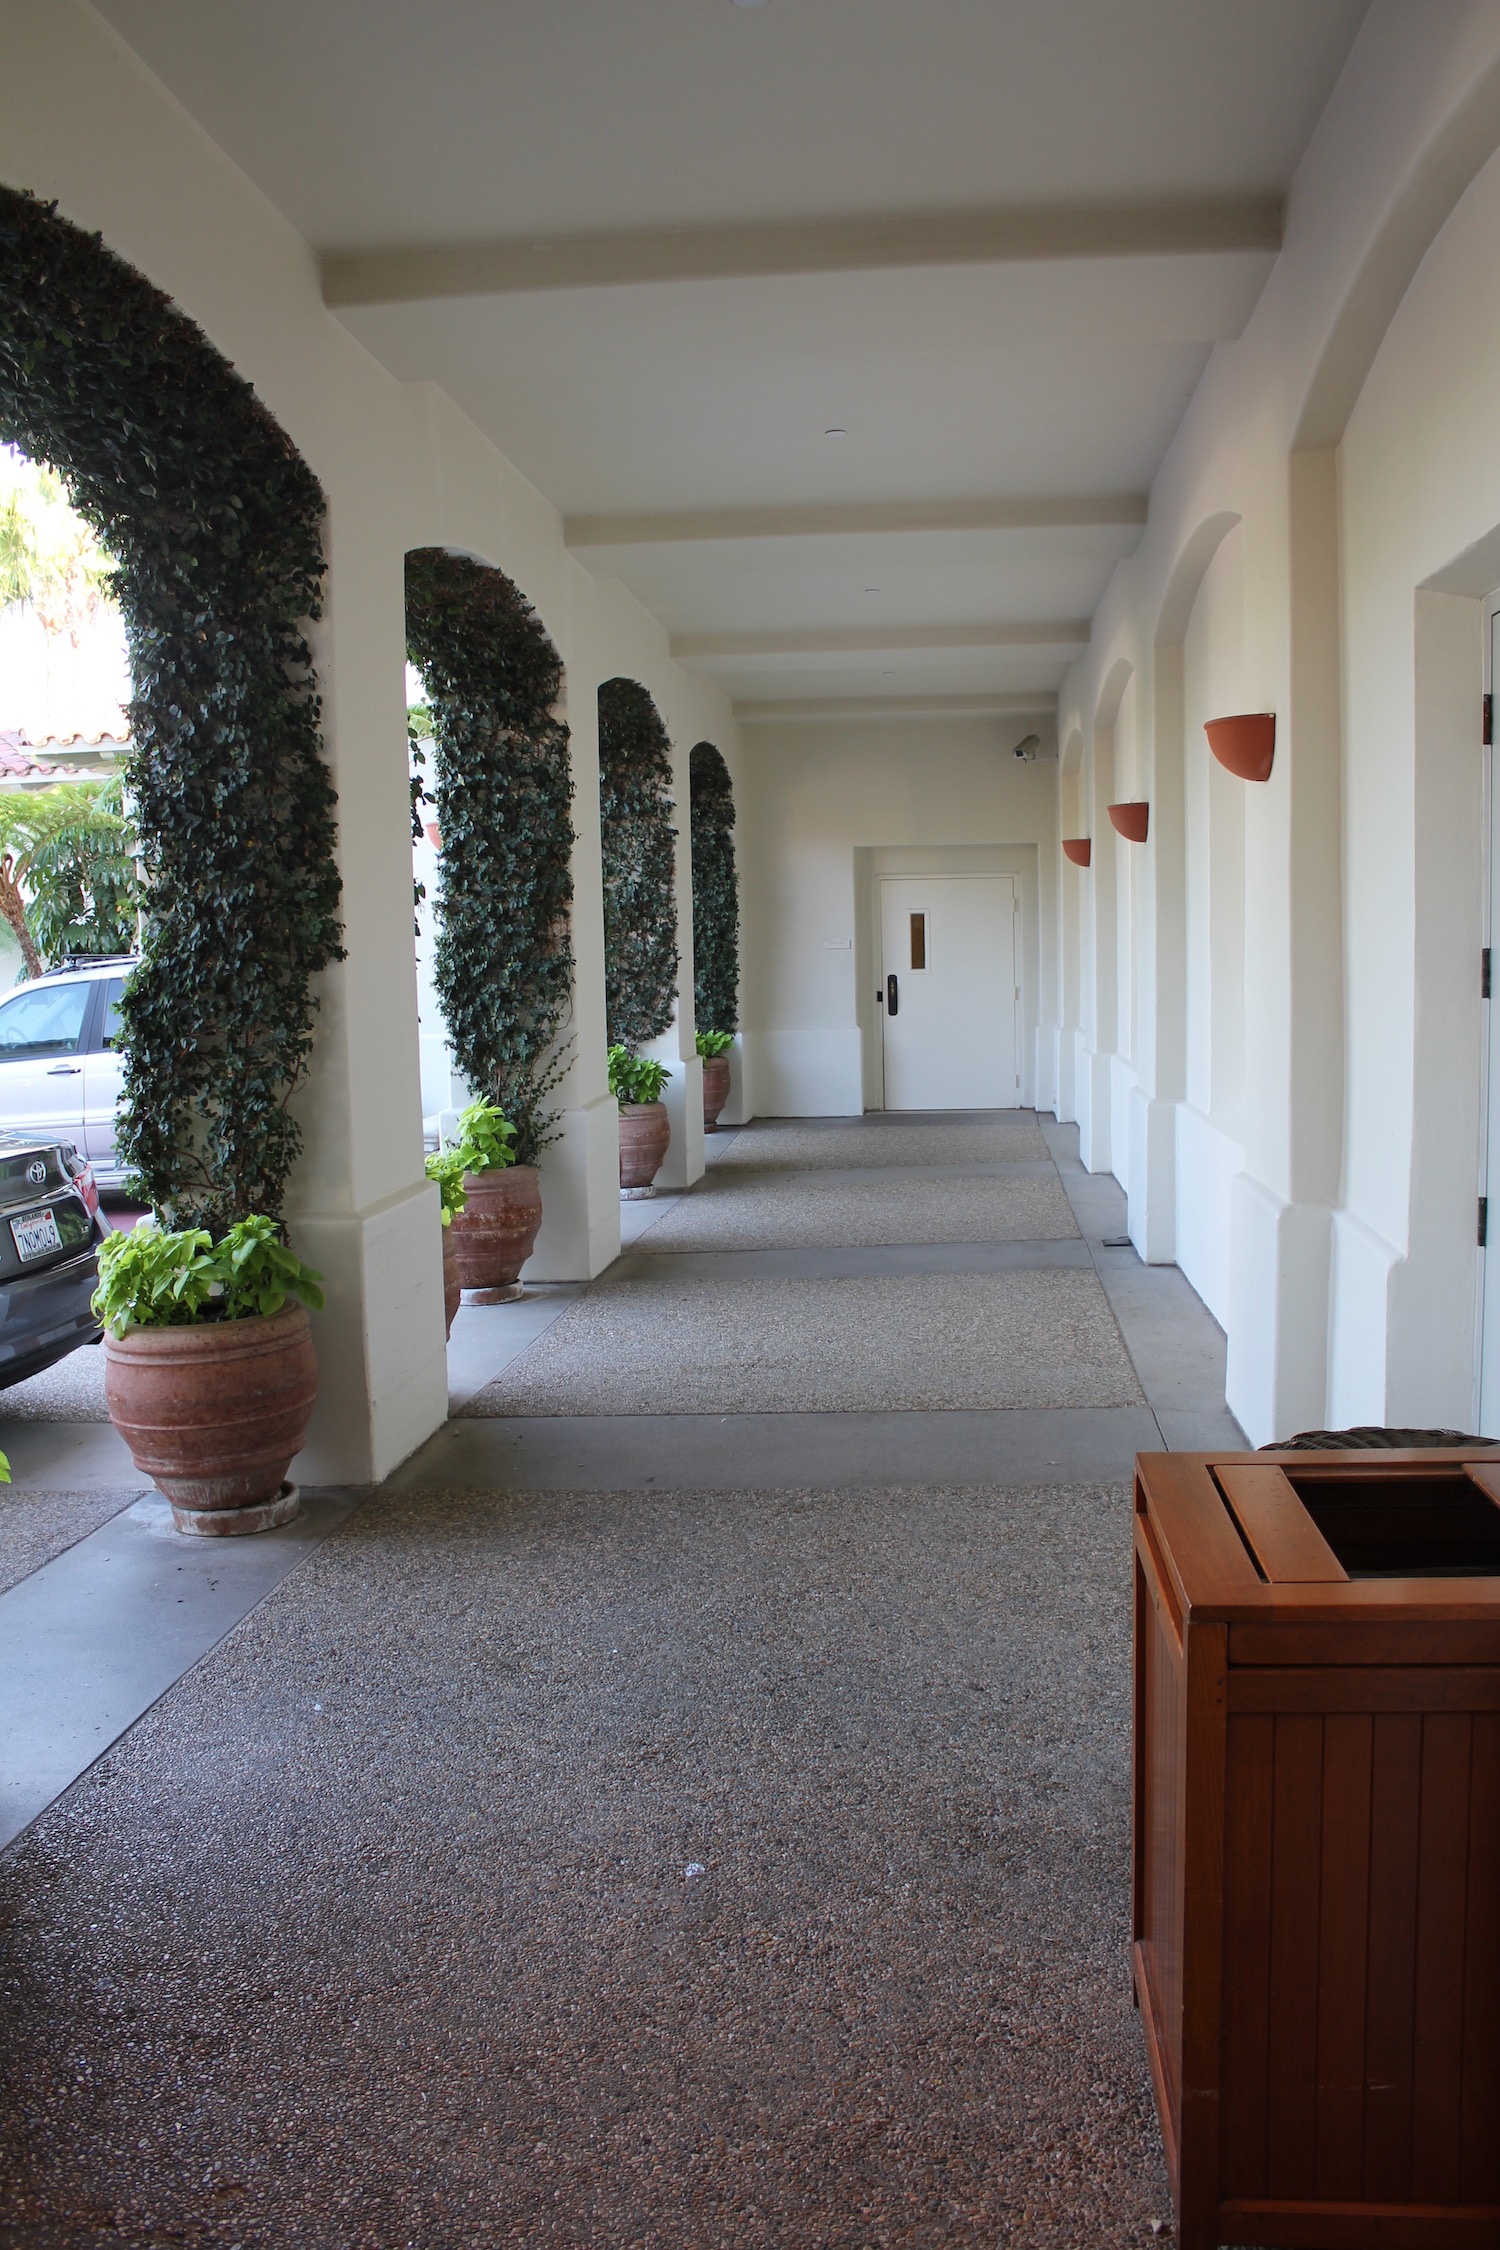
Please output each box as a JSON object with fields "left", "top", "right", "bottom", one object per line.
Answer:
{"left": 0, "top": 1130, "right": 105, "bottom": 1390}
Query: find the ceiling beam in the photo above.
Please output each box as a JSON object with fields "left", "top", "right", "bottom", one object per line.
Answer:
{"left": 323, "top": 196, "right": 1282, "bottom": 308}
{"left": 672, "top": 621, "right": 1089, "bottom": 664}
{"left": 736, "top": 693, "right": 1058, "bottom": 724}
{"left": 566, "top": 494, "right": 1146, "bottom": 548}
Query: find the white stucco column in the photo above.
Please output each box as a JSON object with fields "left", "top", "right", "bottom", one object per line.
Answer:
{"left": 286, "top": 528, "right": 448, "bottom": 1489}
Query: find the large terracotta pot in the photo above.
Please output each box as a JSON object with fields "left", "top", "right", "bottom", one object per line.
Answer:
{"left": 104, "top": 1303, "right": 317, "bottom": 1533}
{"left": 619, "top": 1099, "right": 670, "bottom": 1195}
{"left": 448, "top": 1164, "right": 543, "bottom": 1301}
{"left": 701, "top": 1054, "right": 731, "bottom": 1133}
{"left": 441, "top": 1221, "right": 462, "bottom": 1337}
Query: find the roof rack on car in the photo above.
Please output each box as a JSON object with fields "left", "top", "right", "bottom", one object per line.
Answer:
{"left": 54, "top": 952, "right": 138, "bottom": 971}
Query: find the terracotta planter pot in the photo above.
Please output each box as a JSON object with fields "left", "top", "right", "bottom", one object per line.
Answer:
{"left": 701, "top": 1054, "right": 731, "bottom": 1132}
{"left": 104, "top": 1302, "right": 317, "bottom": 1529}
{"left": 448, "top": 1164, "right": 543, "bottom": 1300}
{"left": 441, "top": 1221, "right": 462, "bottom": 1337}
{"left": 619, "top": 1099, "right": 670, "bottom": 1193}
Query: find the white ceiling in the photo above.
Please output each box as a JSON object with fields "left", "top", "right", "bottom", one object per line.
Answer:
{"left": 93, "top": 0, "right": 1372, "bottom": 719}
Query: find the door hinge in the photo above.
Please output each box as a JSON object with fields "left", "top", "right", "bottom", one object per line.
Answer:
{"left": 1481, "top": 1195, "right": 1489, "bottom": 1248}
{"left": 1486, "top": 693, "right": 1493, "bottom": 746}
{"left": 1485, "top": 947, "right": 1492, "bottom": 1001}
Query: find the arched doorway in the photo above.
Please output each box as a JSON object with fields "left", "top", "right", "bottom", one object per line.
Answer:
{"left": 0, "top": 185, "right": 343, "bottom": 1232}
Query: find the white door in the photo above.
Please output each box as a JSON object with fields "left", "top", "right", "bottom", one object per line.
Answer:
{"left": 1481, "top": 606, "right": 1500, "bottom": 1432}
{"left": 878, "top": 875, "right": 1019, "bottom": 1109}
{"left": 0, "top": 978, "right": 93, "bottom": 1148}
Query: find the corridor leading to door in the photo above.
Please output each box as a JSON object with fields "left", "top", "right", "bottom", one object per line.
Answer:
{"left": 0, "top": 1112, "right": 1238, "bottom": 2247}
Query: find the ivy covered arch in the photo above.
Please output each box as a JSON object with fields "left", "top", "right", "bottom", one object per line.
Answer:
{"left": 404, "top": 549, "right": 575, "bottom": 1161}
{"left": 598, "top": 677, "right": 678, "bottom": 1050}
{"left": 0, "top": 187, "right": 343, "bottom": 1232}
{"left": 688, "top": 742, "right": 739, "bottom": 1036}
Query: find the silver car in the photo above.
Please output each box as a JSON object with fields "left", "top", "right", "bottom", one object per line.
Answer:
{"left": 0, "top": 956, "right": 134, "bottom": 1193}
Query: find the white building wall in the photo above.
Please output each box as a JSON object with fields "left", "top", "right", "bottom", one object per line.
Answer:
{"left": 0, "top": 0, "right": 741, "bottom": 1481}
{"left": 737, "top": 718, "right": 1059, "bottom": 1118}
{"left": 1053, "top": 0, "right": 1500, "bottom": 1440}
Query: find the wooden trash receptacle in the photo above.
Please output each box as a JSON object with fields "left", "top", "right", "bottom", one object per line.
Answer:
{"left": 1133, "top": 1449, "right": 1500, "bottom": 2250}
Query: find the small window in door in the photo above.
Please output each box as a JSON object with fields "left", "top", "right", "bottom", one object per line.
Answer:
{"left": 0, "top": 981, "right": 90, "bottom": 1059}
{"left": 909, "top": 912, "right": 928, "bottom": 971}
{"left": 101, "top": 979, "right": 126, "bottom": 1051}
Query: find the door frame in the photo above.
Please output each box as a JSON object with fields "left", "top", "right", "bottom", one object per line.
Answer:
{"left": 855, "top": 842, "right": 1040, "bottom": 1113}
{"left": 875, "top": 871, "right": 1020, "bottom": 1112}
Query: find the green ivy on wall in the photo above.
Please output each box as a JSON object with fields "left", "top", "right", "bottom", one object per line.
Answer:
{"left": 0, "top": 187, "right": 344, "bottom": 1233}
{"left": 598, "top": 677, "right": 679, "bottom": 1051}
{"left": 688, "top": 742, "right": 738, "bottom": 1035}
{"left": 405, "top": 549, "right": 575, "bottom": 1165}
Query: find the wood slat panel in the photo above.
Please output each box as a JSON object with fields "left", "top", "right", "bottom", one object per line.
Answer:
{"left": 1141, "top": 1583, "right": 1185, "bottom": 2115}
{"left": 1220, "top": 1714, "right": 1274, "bottom": 2200}
{"left": 1218, "top": 1465, "right": 1350, "bottom": 1582}
{"left": 1267, "top": 1715, "right": 1324, "bottom": 2198}
{"left": 1231, "top": 1622, "right": 1500, "bottom": 1666}
{"left": 1228, "top": 1670, "right": 1500, "bottom": 1714}
{"left": 1363, "top": 1715, "right": 1423, "bottom": 2203}
{"left": 1410, "top": 1716, "right": 1473, "bottom": 2203}
{"left": 1137, "top": 1454, "right": 1263, "bottom": 1609}
{"left": 1218, "top": 2198, "right": 1500, "bottom": 2249}
{"left": 1316, "top": 1713, "right": 1373, "bottom": 2203}
{"left": 1460, "top": 1711, "right": 1500, "bottom": 2202}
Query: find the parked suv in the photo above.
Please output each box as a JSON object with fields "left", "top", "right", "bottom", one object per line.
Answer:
{"left": 0, "top": 956, "right": 135, "bottom": 1192}
{"left": 0, "top": 1129, "right": 105, "bottom": 1387}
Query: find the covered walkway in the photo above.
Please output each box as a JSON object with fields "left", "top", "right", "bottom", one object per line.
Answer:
{"left": 0, "top": 1113, "right": 1234, "bottom": 2247}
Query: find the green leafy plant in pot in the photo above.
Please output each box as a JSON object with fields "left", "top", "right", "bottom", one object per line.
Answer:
{"left": 92, "top": 1217, "right": 324, "bottom": 1535}
{"left": 430, "top": 1097, "right": 542, "bottom": 1304}
{"left": 609, "top": 1045, "right": 673, "bottom": 1197}
{"left": 425, "top": 1145, "right": 468, "bottom": 1337}
{"left": 696, "top": 1028, "right": 735, "bottom": 1134}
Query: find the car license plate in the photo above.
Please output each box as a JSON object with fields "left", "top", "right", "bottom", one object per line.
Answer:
{"left": 11, "top": 1208, "right": 62, "bottom": 1261}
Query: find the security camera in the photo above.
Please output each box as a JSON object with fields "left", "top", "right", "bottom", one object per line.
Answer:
{"left": 1011, "top": 733, "right": 1042, "bottom": 762}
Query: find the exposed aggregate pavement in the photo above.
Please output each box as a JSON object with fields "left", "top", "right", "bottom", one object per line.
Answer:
{"left": 0, "top": 1477, "right": 1171, "bottom": 2250}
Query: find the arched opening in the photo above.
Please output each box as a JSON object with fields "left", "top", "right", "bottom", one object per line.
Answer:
{"left": 403, "top": 547, "right": 575, "bottom": 1165}
{"left": 688, "top": 742, "right": 738, "bottom": 1040}
{"left": 597, "top": 678, "right": 677, "bottom": 1054}
{"left": 0, "top": 185, "right": 342, "bottom": 1233}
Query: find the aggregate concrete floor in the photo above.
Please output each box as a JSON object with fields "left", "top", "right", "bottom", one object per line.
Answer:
{"left": 637, "top": 1168, "right": 1079, "bottom": 1252}
{"left": 465, "top": 1268, "right": 1140, "bottom": 1416}
{"left": 0, "top": 1477, "right": 1170, "bottom": 2250}
{"left": 0, "top": 1109, "right": 1245, "bottom": 2248}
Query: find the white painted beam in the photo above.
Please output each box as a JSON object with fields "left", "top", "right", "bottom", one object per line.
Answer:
{"left": 735, "top": 693, "right": 1058, "bottom": 724}
{"left": 323, "top": 198, "right": 1282, "bottom": 307}
{"left": 672, "top": 621, "right": 1089, "bottom": 665}
{"left": 566, "top": 495, "right": 1147, "bottom": 548}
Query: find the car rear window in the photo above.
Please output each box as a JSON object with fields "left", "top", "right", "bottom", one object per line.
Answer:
{"left": 0, "top": 981, "right": 90, "bottom": 1059}
{"left": 101, "top": 978, "right": 125, "bottom": 1050}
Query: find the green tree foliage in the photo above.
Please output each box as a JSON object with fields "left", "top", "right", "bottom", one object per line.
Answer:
{"left": 0, "top": 188, "right": 344, "bottom": 1232}
{"left": 688, "top": 741, "right": 738, "bottom": 1035}
{"left": 0, "top": 776, "right": 139, "bottom": 969}
{"left": 405, "top": 549, "right": 575, "bottom": 1167}
{"left": 0, "top": 449, "right": 115, "bottom": 638}
{"left": 598, "top": 677, "right": 678, "bottom": 1050}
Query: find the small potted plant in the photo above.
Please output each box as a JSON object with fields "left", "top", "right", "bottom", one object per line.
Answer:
{"left": 696, "top": 1029, "right": 734, "bottom": 1132}
{"left": 93, "top": 1216, "right": 324, "bottom": 1536}
{"left": 425, "top": 1146, "right": 467, "bottom": 1336}
{"left": 439, "top": 1097, "right": 543, "bottom": 1303}
{"left": 610, "top": 1045, "right": 672, "bottom": 1196}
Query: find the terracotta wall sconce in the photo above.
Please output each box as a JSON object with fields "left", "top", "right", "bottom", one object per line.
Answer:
{"left": 1205, "top": 712, "right": 1275, "bottom": 782}
{"left": 1061, "top": 838, "right": 1092, "bottom": 868}
{"left": 1108, "top": 801, "right": 1149, "bottom": 843}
